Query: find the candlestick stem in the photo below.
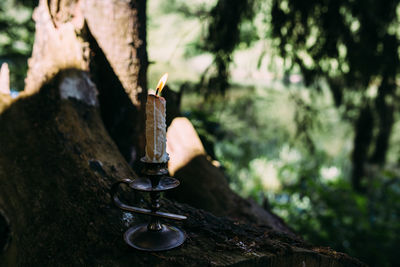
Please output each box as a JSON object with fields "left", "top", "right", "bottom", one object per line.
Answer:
{"left": 148, "top": 191, "right": 162, "bottom": 231}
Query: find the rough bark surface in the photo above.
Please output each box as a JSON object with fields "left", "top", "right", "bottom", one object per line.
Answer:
{"left": 25, "top": 0, "right": 87, "bottom": 93}
{"left": 25, "top": 0, "right": 148, "bottom": 164}
{"left": 83, "top": 0, "right": 148, "bottom": 163}
{"left": 0, "top": 70, "right": 365, "bottom": 266}
{"left": 83, "top": 0, "right": 144, "bottom": 106}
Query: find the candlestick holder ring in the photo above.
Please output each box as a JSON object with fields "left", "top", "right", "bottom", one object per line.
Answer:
{"left": 111, "top": 159, "right": 186, "bottom": 251}
{"left": 128, "top": 176, "right": 180, "bottom": 192}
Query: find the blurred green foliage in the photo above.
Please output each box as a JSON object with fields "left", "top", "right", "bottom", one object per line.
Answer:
{"left": 270, "top": 0, "right": 400, "bottom": 192}
{"left": 274, "top": 164, "right": 400, "bottom": 267}
{"left": 0, "top": 0, "right": 35, "bottom": 91}
{"left": 149, "top": 0, "right": 400, "bottom": 265}
{"left": 182, "top": 85, "right": 400, "bottom": 267}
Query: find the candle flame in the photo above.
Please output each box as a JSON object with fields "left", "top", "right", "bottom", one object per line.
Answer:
{"left": 155, "top": 73, "right": 168, "bottom": 96}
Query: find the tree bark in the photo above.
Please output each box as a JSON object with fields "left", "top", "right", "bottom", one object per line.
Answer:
{"left": 83, "top": 0, "right": 148, "bottom": 164}
{"left": 369, "top": 77, "right": 395, "bottom": 165}
{"left": 351, "top": 103, "right": 374, "bottom": 192}
{"left": 351, "top": 78, "right": 396, "bottom": 191}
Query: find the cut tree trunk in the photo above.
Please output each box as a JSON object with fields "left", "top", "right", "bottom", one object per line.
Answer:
{"left": 0, "top": 0, "right": 366, "bottom": 266}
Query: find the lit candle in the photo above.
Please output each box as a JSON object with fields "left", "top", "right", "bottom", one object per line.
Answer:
{"left": 145, "top": 73, "right": 169, "bottom": 163}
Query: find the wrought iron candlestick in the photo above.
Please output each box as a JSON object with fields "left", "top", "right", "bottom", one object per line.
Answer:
{"left": 111, "top": 159, "right": 187, "bottom": 251}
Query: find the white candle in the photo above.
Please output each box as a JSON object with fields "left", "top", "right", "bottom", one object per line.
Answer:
{"left": 144, "top": 74, "right": 169, "bottom": 163}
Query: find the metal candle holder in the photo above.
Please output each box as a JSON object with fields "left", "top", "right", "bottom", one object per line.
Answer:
{"left": 111, "top": 158, "right": 187, "bottom": 251}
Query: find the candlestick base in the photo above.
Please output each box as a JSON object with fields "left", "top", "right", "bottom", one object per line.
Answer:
{"left": 124, "top": 223, "right": 186, "bottom": 251}
{"left": 111, "top": 159, "right": 187, "bottom": 251}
